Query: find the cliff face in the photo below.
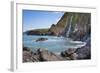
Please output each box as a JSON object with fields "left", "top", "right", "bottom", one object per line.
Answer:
{"left": 48, "top": 12, "right": 91, "bottom": 41}
{"left": 61, "top": 13, "right": 91, "bottom": 59}
{"left": 48, "top": 13, "right": 68, "bottom": 36}
{"left": 61, "top": 13, "right": 91, "bottom": 41}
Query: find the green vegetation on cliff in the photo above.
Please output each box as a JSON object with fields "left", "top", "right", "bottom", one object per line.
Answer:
{"left": 26, "top": 28, "right": 49, "bottom": 35}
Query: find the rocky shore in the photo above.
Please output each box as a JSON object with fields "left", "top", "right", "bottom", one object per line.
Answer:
{"left": 35, "top": 37, "right": 48, "bottom": 42}
{"left": 23, "top": 42, "right": 90, "bottom": 62}
{"left": 23, "top": 47, "right": 65, "bottom": 62}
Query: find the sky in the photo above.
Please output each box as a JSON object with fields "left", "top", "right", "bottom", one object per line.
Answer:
{"left": 23, "top": 10, "right": 64, "bottom": 32}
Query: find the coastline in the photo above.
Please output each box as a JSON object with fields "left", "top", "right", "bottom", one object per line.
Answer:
{"left": 23, "top": 40, "right": 90, "bottom": 62}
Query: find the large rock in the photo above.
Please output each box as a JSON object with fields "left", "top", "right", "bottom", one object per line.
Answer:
{"left": 61, "top": 48, "right": 75, "bottom": 56}
{"left": 75, "top": 38, "right": 91, "bottom": 59}
{"left": 23, "top": 47, "right": 40, "bottom": 62}
{"left": 70, "top": 53, "right": 78, "bottom": 60}
{"left": 23, "top": 51, "right": 33, "bottom": 62}
{"left": 37, "top": 48, "right": 64, "bottom": 61}
{"left": 35, "top": 38, "right": 48, "bottom": 42}
{"left": 61, "top": 48, "right": 78, "bottom": 60}
{"left": 76, "top": 46, "right": 91, "bottom": 59}
{"left": 23, "top": 50, "right": 39, "bottom": 62}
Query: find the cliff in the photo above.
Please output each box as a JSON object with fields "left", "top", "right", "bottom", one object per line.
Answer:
{"left": 62, "top": 13, "right": 91, "bottom": 41}
{"left": 48, "top": 13, "right": 68, "bottom": 36}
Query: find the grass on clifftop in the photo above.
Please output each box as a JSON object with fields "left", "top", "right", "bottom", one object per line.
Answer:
{"left": 32, "top": 28, "right": 49, "bottom": 33}
{"left": 25, "top": 28, "right": 49, "bottom": 35}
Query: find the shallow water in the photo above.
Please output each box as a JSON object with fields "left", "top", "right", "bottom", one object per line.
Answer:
{"left": 23, "top": 34, "right": 86, "bottom": 53}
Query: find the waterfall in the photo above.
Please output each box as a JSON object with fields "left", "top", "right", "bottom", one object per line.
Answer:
{"left": 66, "top": 16, "right": 73, "bottom": 38}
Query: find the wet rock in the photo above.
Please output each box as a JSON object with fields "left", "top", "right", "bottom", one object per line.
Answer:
{"left": 37, "top": 48, "right": 64, "bottom": 61}
{"left": 23, "top": 47, "right": 31, "bottom": 51}
{"left": 76, "top": 38, "right": 91, "bottom": 59}
{"left": 23, "top": 50, "right": 33, "bottom": 62}
{"left": 23, "top": 47, "right": 66, "bottom": 62}
{"left": 61, "top": 48, "right": 78, "bottom": 60}
{"left": 65, "top": 48, "right": 76, "bottom": 55}
{"left": 36, "top": 38, "right": 48, "bottom": 42}
{"left": 61, "top": 48, "right": 76, "bottom": 57}
{"left": 70, "top": 53, "right": 78, "bottom": 60}
{"left": 23, "top": 47, "right": 40, "bottom": 62}
{"left": 76, "top": 46, "right": 91, "bottom": 59}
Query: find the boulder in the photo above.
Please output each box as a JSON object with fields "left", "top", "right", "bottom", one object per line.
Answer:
{"left": 76, "top": 46, "right": 91, "bottom": 59}
{"left": 23, "top": 50, "right": 34, "bottom": 62}
{"left": 61, "top": 48, "right": 76, "bottom": 57}
{"left": 23, "top": 48, "right": 66, "bottom": 62}
{"left": 76, "top": 38, "right": 91, "bottom": 59}
{"left": 69, "top": 53, "right": 78, "bottom": 60}
{"left": 23, "top": 47, "right": 40, "bottom": 62}
{"left": 36, "top": 38, "right": 48, "bottom": 42}
{"left": 37, "top": 48, "right": 64, "bottom": 61}
{"left": 61, "top": 48, "right": 78, "bottom": 60}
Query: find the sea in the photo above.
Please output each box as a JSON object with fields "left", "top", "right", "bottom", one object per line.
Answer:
{"left": 23, "top": 34, "right": 86, "bottom": 53}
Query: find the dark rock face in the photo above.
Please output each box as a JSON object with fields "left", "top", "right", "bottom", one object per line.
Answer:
{"left": 62, "top": 13, "right": 91, "bottom": 41}
{"left": 76, "top": 47, "right": 91, "bottom": 59}
{"left": 75, "top": 38, "right": 91, "bottom": 59}
{"left": 61, "top": 48, "right": 78, "bottom": 60}
{"left": 48, "top": 13, "right": 68, "bottom": 36}
{"left": 35, "top": 38, "right": 48, "bottom": 42}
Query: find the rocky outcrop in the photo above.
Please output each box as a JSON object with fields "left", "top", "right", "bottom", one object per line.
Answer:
{"left": 35, "top": 38, "right": 48, "bottom": 42}
{"left": 61, "top": 48, "right": 78, "bottom": 60}
{"left": 23, "top": 47, "right": 40, "bottom": 62}
{"left": 23, "top": 47, "right": 66, "bottom": 62}
{"left": 23, "top": 44, "right": 91, "bottom": 62}
{"left": 76, "top": 46, "right": 91, "bottom": 59}
{"left": 37, "top": 48, "right": 65, "bottom": 61}
{"left": 75, "top": 38, "right": 91, "bottom": 59}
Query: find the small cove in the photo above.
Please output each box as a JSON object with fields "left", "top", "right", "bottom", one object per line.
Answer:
{"left": 23, "top": 34, "right": 86, "bottom": 53}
